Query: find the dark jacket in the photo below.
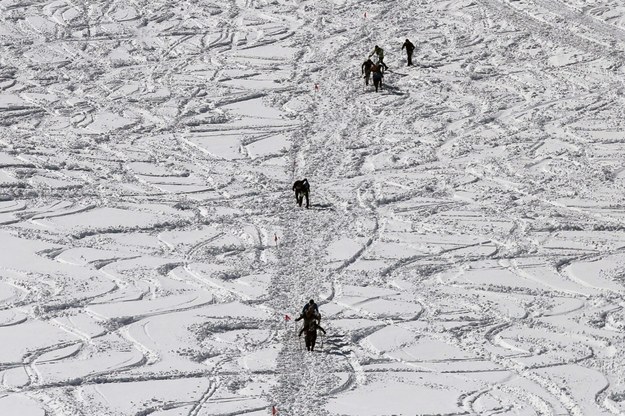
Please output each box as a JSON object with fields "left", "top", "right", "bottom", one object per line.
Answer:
{"left": 402, "top": 40, "right": 415, "bottom": 53}
{"left": 293, "top": 179, "right": 310, "bottom": 194}
{"left": 303, "top": 302, "right": 319, "bottom": 316}
{"left": 362, "top": 59, "right": 374, "bottom": 74}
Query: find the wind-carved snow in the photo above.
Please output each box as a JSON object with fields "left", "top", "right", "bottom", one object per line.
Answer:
{"left": 1, "top": 0, "right": 625, "bottom": 414}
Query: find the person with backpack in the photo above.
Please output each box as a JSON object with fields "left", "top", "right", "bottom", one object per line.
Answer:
{"left": 362, "top": 58, "right": 374, "bottom": 86}
{"left": 299, "top": 319, "right": 326, "bottom": 351}
{"left": 292, "top": 178, "right": 310, "bottom": 208}
{"left": 301, "top": 299, "right": 319, "bottom": 319}
{"left": 368, "top": 45, "right": 388, "bottom": 71}
{"left": 402, "top": 39, "right": 415, "bottom": 66}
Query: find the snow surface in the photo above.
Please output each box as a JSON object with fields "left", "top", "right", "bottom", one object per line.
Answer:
{"left": 1, "top": 0, "right": 625, "bottom": 415}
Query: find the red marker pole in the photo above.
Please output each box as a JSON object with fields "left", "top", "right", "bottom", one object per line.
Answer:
{"left": 364, "top": 11, "right": 367, "bottom": 18}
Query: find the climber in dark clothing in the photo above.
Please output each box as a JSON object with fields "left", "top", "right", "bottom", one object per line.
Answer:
{"left": 371, "top": 63, "right": 383, "bottom": 92}
{"left": 300, "top": 299, "right": 320, "bottom": 320}
{"left": 362, "top": 58, "right": 374, "bottom": 86}
{"left": 292, "top": 178, "right": 310, "bottom": 208}
{"left": 402, "top": 39, "right": 415, "bottom": 66}
{"left": 297, "top": 303, "right": 326, "bottom": 351}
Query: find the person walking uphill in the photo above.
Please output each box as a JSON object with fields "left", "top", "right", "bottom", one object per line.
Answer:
{"left": 371, "top": 63, "right": 383, "bottom": 92}
{"left": 299, "top": 319, "right": 326, "bottom": 351}
{"left": 296, "top": 300, "right": 325, "bottom": 351}
{"left": 369, "top": 45, "right": 388, "bottom": 70}
{"left": 299, "top": 299, "right": 320, "bottom": 321}
{"left": 362, "top": 58, "right": 374, "bottom": 86}
{"left": 402, "top": 39, "right": 415, "bottom": 66}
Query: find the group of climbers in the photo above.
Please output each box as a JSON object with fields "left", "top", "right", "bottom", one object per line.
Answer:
{"left": 361, "top": 39, "right": 416, "bottom": 92}
{"left": 289, "top": 40, "right": 420, "bottom": 352}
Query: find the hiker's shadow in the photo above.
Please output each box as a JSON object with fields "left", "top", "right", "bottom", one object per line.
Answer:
{"left": 310, "top": 203, "right": 334, "bottom": 211}
{"left": 382, "top": 84, "right": 406, "bottom": 95}
{"left": 320, "top": 334, "right": 349, "bottom": 355}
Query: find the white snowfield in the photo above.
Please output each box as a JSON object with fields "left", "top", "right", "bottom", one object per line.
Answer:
{"left": 1, "top": 0, "right": 625, "bottom": 414}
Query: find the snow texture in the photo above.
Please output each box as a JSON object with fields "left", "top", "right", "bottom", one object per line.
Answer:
{"left": 1, "top": 0, "right": 625, "bottom": 415}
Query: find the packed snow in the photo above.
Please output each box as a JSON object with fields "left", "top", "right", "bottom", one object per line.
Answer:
{"left": 1, "top": 0, "right": 625, "bottom": 414}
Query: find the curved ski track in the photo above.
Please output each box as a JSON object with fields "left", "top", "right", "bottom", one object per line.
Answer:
{"left": 1, "top": 0, "right": 625, "bottom": 415}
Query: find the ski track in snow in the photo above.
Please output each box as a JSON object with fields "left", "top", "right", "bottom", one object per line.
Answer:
{"left": 1, "top": 0, "right": 625, "bottom": 414}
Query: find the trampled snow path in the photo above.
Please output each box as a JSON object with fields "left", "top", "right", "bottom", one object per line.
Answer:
{"left": 2, "top": 0, "right": 625, "bottom": 415}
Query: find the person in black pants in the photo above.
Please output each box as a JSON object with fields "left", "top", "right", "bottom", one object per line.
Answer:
{"left": 371, "top": 63, "right": 383, "bottom": 92}
{"left": 292, "top": 178, "right": 310, "bottom": 208}
{"left": 402, "top": 39, "right": 415, "bottom": 66}
{"left": 362, "top": 58, "right": 374, "bottom": 86}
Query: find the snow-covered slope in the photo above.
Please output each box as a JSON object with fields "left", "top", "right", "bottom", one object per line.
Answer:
{"left": 2, "top": 0, "right": 625, "bottom": 414}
